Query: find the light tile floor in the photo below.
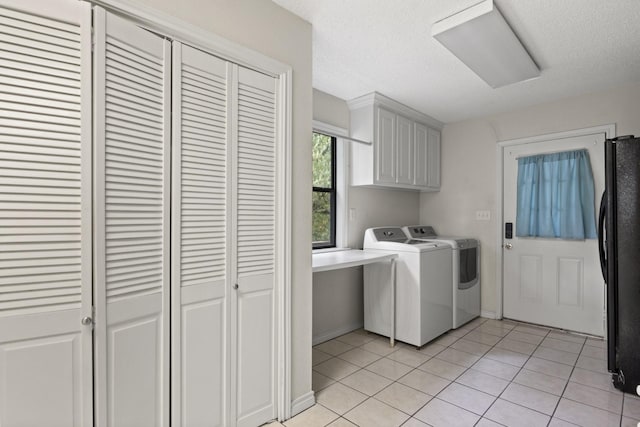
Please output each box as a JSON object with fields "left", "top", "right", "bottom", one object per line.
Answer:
{"left": 266, "top": 317, "right": 640, "bottom": 427}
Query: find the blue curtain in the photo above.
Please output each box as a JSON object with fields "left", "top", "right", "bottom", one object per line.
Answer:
{"left": 516, "top": 149, "right": 596, "bottom": 239}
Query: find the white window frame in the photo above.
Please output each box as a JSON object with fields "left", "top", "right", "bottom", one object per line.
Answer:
{"left": 313, "top": 121, "right": 350, "bottom": 252}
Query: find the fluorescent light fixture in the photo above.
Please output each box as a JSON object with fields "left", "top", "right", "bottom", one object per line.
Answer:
{"left": 432, "top": 0, "right": 540, "bottom": 88}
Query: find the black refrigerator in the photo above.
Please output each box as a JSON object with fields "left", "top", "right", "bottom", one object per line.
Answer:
{"left": 598, "top": 135, "right": 640, "bottom": 394}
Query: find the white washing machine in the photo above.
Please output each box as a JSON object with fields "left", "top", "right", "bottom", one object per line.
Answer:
{"left": 403, "top": 225, "right": 481, "bottom": 329}
{"left": 363, "top": 227, "right": 453, "bottom": 347}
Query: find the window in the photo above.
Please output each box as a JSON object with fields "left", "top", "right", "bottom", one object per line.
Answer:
{"left": 312, "top": 132, "right": 337, "bottom": 248}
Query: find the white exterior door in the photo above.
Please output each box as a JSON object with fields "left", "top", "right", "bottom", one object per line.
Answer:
{"left": 0, "top": 1, "right": 93, "bottom": 426}
{"left": 233, "top": 66, "right": 278, "bottom": 427}
{"left": 502, "top": 133, "right": 606, "bottom": 335}
{"left": 94, "top": 9, "right": 171, "bottom": 427}
{"left": 396, "top": 115, "right": 414, "bottom": 185}
{"left": 171, "top": 42, "right": 231, "bottom": 427}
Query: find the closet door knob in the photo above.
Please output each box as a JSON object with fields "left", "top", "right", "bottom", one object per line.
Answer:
{"left": 81, "top": 316, "right": 93, "bottom": 326}
{"left": 233, "top": 283, "right": 239, "bottom": 290}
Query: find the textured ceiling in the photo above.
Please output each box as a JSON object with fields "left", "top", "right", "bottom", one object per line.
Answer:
{"left": 272, "top": 0, "right": 640, "bottom": 123}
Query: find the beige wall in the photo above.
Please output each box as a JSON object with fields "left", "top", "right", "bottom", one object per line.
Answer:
{"left": 313, "top": 89, "right": 350, "bottom": 129}
{"left": 421, "top": 82, "right": 640, "bottom": 315}
{"left": 312, "top": 89, "right": 420, "bottom": 342}
{"left": 133, "top": 0, "right": 313, "bottom": 403}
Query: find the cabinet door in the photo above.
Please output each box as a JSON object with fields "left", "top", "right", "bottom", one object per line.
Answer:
{"left": 0, "top": 2, "right": 93, "bottom": 426}
{"left": 375, "top": 107, "right": 396, "bottom": 184}
{"left": 396, "top": 115, "right": 414, "bottom": 185}
{"left": 414, "top": 123, "right": 429, "bottom": 187}
{"left": 427, "top": 128, "right": 441, "bottom": 188}
{"left": 171, "top": 43, "right": 230, "bottom": 427}
{"left": 94, "top": 9, "right": 171, "bottom": 427}
{"left": 233, "top": 66, "right": 277, "bottom": 427}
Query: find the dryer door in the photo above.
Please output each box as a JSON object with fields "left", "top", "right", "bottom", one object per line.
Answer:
{"left": 459, "top": 246, "right": 478, "bottom": 290}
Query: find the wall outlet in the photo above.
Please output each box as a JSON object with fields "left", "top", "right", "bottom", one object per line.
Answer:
{"left": 475, "top": 210, "right": 491, "bottom": 221}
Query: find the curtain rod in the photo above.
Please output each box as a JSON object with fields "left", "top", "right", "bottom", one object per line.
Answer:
{"left": 514, "top": 147, "right": 590, "bottom": 160}
{"left": 313, "top": 128, "right": 372, "bottom": 145}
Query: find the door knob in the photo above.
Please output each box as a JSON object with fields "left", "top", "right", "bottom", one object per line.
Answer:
{"left": 504, "top": 243, "right": 513, "bottom": 250}
{"left": 81, "top": 316, "right": 93, "bottom": 326}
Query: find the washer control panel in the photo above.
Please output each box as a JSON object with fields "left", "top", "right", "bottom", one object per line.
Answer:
{"left": 406, "top": 226, "right": 437, "bottom": 238}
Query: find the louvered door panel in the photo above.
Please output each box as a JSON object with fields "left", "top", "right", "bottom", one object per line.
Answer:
{"left": 0, "top": 1, "right": 92, "bottom": 426}
{"left": 236, "top": 71, "right": 276, "bottom": 278}
{"left": 172, "top": 42, "right": 229, "bottom": 427}
{"left": 94, "top": 8, "right": 170, "bottom": 427}
{"left": 234, "top": 66, "right": 277, "bottom": 427}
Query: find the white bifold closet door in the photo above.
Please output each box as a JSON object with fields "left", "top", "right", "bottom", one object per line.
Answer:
{"left": 171, "top": 43, "right": 231, "bottom": 427}
{"left": 233, "top": 65, "right": 278, "bottom": 427}
{"left": 172, "top": 42, "right": 278, "bottom": 427}
{"left": 94, "top": 8, "right": 171, "bottom": 427}
{"left": 0, "top": 1, "right": 93, "bottom": 426}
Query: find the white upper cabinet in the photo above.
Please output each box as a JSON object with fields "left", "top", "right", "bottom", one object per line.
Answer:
{"left": 414, "top": 122, "right": 430, "bottom": 187}
{"left": 349, "top": 92, "right": 442, "bottom": 191}
{"left": 396, "top": 115, "right": 415, "bottom": 185}
{"left": 376, "top": 107, "right": 396, "bottom": 184}
{"left": 427, "top": 127, "right": 441, "bottom": 189}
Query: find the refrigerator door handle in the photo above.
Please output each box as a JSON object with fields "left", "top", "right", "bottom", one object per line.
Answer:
{"left": 598, "top": 191, "right": 607, "bottom": 282}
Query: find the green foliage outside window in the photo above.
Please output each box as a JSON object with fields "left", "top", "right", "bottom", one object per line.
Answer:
{"left": 312, "top": 133, "right": 335, "bottom": 246}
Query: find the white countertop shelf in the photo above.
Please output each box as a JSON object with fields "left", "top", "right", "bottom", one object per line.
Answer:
{"left": 312, "top": 249, "right": 397, "bottom": 273}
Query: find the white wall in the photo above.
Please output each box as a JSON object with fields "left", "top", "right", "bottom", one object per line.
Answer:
{"left": 132, "top": 0, "right": 313, "bottom": 404}
{"left": 312, "top": 89, "right": 420, "bottom": 343}
{"left": 420, "top": 82, "right": 640, "bottom": 316}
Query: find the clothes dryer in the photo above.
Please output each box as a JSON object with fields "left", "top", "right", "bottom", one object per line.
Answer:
{"left": 403, "top": 225, "right": 481, "bottom": 328}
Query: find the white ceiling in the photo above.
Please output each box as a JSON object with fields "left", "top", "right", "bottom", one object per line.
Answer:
{"left": 272, "top": 0, "right": 640, "bottom": 123}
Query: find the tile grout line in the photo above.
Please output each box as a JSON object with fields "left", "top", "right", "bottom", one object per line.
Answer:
{"left": 471, "top": 323, "right": 553, "bottom": 425}
{"left": 309, "top": 319, "right": 611, "bottom": 427}
{"left": 471, "top": 322, "right": 617, "bottom": 426}
{"left": 493, "top": 324, "right": 614, "bottom": 424}
{"left": 429, "top": 322, "right": 576, "bottom": 424}
{"left": 547, "top": 335, "right": 587, "bottom": 426}
{"left": 447, "top": 320, "right": 600, "bottom": 425}
{"left": 404, "top": 318, "right": 491, "bottom": 424}
{"left": 547, "top": 337, "right": 628, "bottom": 426}
{"left": 315, "top": 333, "right": 432, "bottom": 426}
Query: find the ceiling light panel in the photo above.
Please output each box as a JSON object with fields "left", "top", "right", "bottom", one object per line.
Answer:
{"left": 432, "top": 0, "right": 540, "bottom": 88}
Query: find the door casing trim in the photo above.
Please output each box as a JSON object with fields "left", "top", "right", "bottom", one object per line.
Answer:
{"left": 495, "top": 124, "right": 616, "bottom": 320}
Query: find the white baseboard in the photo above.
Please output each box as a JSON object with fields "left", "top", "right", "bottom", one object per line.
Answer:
{"left": 290, "top": 391, "right": 315, "bottom": 418}
{"left": 312, "top": 321, "right": 364, "bottom": 346}
{"left": 481, "top": 310, "right": 498, "bottom": 319}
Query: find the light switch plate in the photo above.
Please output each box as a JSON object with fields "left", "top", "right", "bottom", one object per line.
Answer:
{"left": 475, "top": 210, "right": 491, "bottom": 221}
